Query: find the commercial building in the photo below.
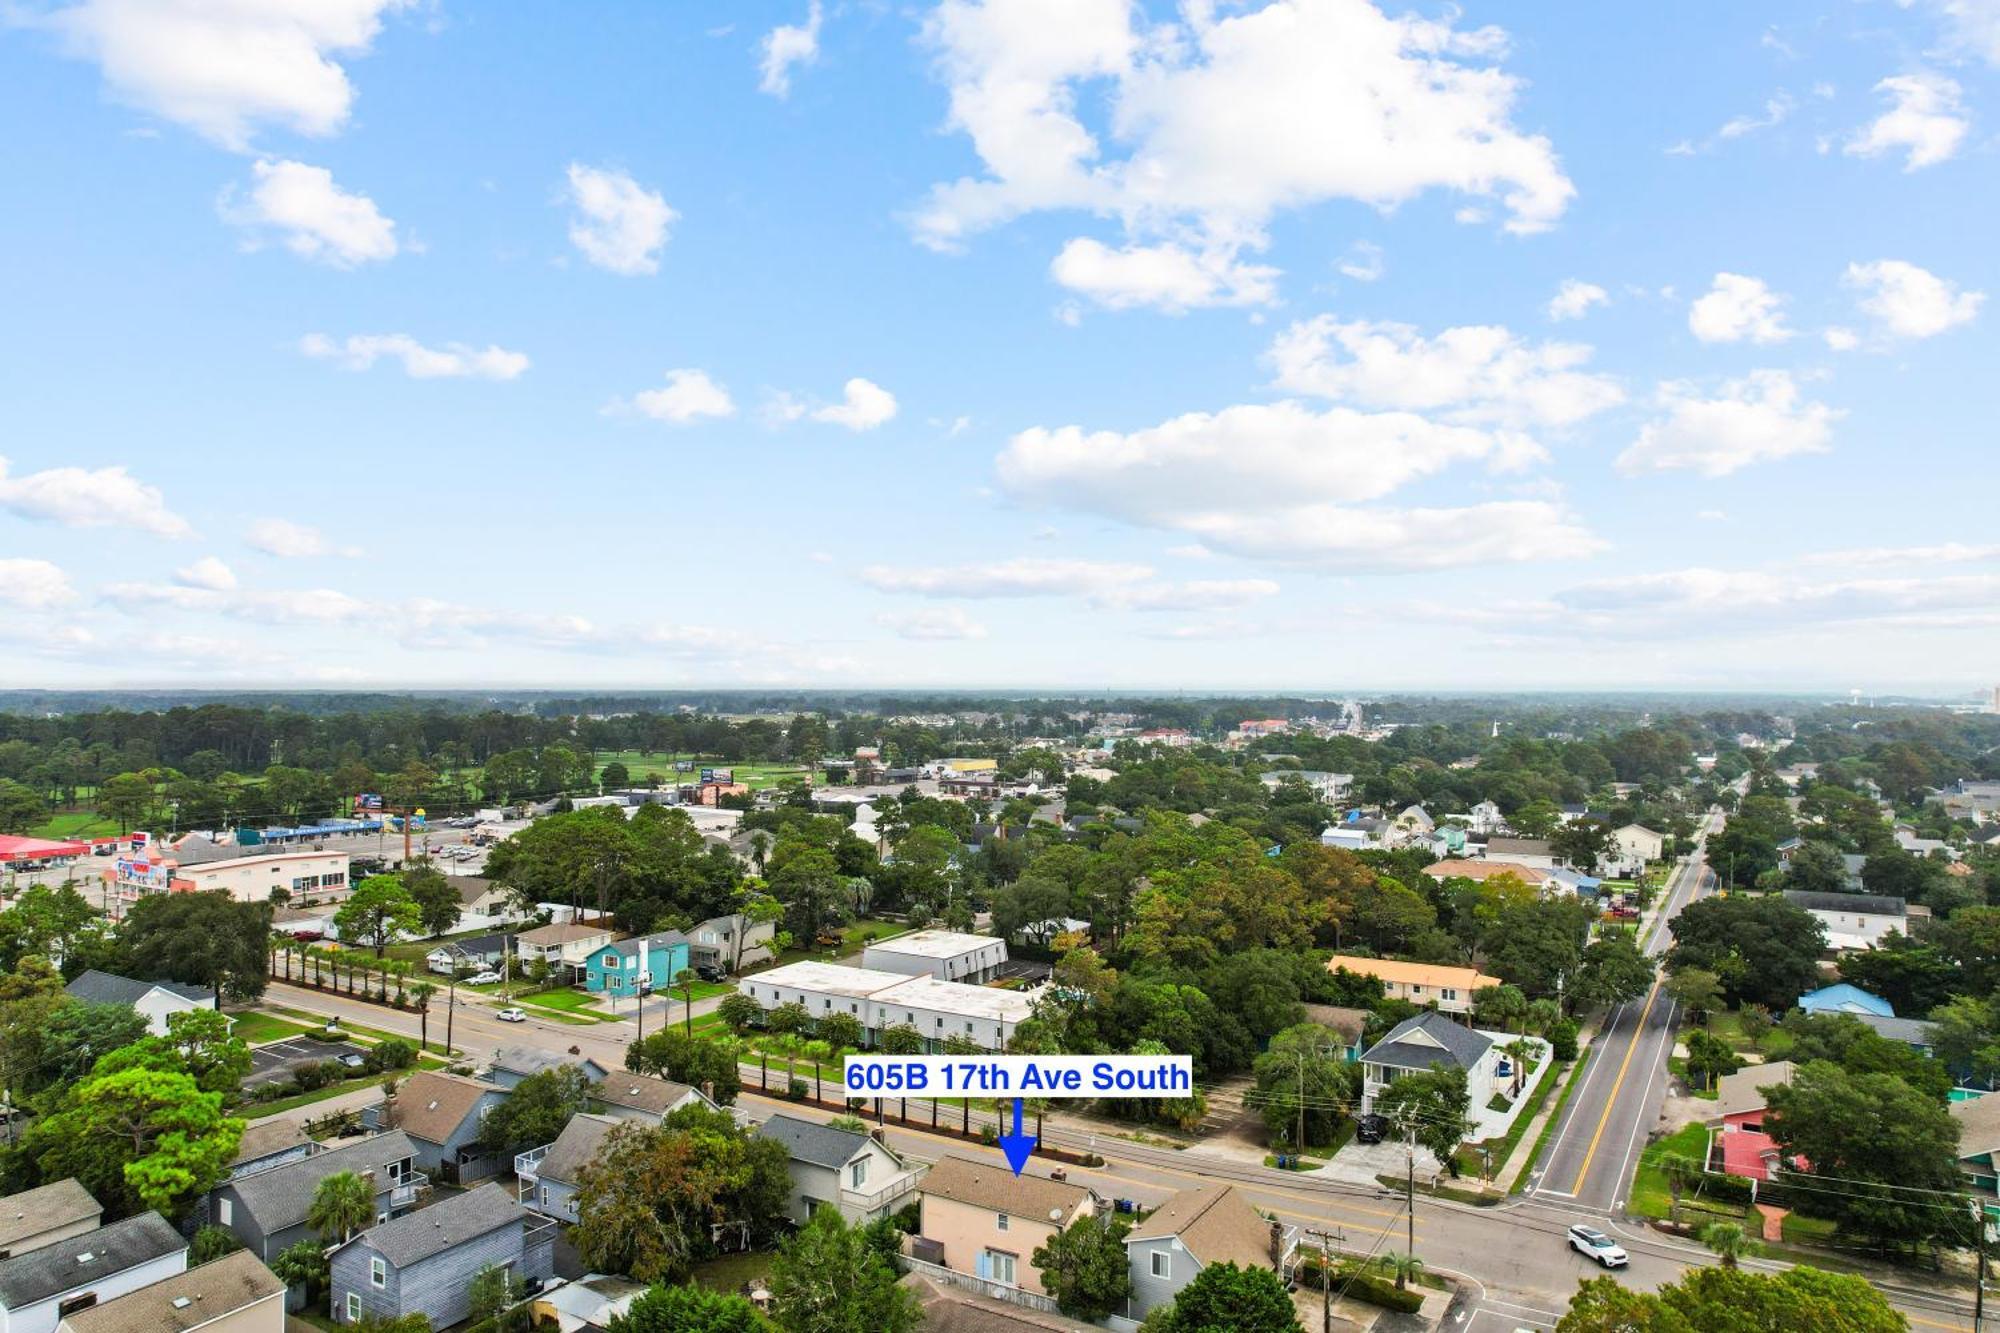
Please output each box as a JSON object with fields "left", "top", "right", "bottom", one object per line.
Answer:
{"left": 737, "top": 961, "right": 1036, "bottom": 1051}
{"left": 100, "top": 849, "right": 349, "bottom": 920}
{"left": 860, "top": 930, "right": 1008, "bottom": 984}
{"left": 1322, "top": 956, "right": 1502, "bottom": 1016}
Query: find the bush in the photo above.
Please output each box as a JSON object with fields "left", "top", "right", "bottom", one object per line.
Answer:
{"left": 1292, "top": 1258, "right": 1423, "bottom": 1313}
{"left": 291, "top": 1060, "right": 342, "bottom": 1092}
{"left": 786, "top": 1078, "right": 809, "bottom": 1101}
{"left": 1551, "top": 1018, "right": 1580, "bottom": 1062}
{"left": 190, "top": 1225, "right": 242, "bottom": 1264}
{"left": 367, "top": 1038, "right": 418, "bottom": 1072}
{"left": 253, "top": 1082, "right": 289, "bottom": 1102}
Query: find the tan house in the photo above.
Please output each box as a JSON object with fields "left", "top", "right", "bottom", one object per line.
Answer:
{"left": 912, "top": 1156, "right": 1093, "bottom": 1296}
{"left": 513, "top": 923, "right": 617, "bottom": 978}
{"left": 1422, "top": 859, "right": 1561, "bottom": 892}
{"left": 0, "top": 1181, "right": 101, "bottom": 1261}
{"left": 1322, "top": 956, "right": 1503, "bottom": 1015}
{"left": 58, "top": 1252, "right": 284, "bottom": 1333}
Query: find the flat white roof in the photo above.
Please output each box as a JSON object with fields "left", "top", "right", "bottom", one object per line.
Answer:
{"left": 865, "top": 930, "right": 1002, "bottom": 960}
{"left": 871, "top": 975, "right": 1036, "bottom": 1023}
{"left": 749, "top": 961, "right": 910, "bottom": 999}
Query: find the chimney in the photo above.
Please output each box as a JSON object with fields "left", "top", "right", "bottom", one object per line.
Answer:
{"left": 1268, "top": 1219, "right": 1283, "bottom": 1267}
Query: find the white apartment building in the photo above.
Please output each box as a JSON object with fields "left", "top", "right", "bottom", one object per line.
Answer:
{"left": 738, "top": 961, "right": 1035, "bottom": 1051}
{"left": 860, "top": 930, "right": 1008, "bottom": 983}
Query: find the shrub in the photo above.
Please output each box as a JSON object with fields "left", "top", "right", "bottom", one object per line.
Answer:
{"left": 1292, "top": 1258, "right": 1423, "bottom": 1313}
{"left": 786, "top": 1078, "right": 809, "bottom": 1101}
{"left": 1551, "top": 1018, "right": 1580, "bottom": 1062}
{"left": 368, "top": 1039, "right": 418, "bottom": 1072}
{"left": 291, "top": 1061, "right": 342, "bottom": 1092}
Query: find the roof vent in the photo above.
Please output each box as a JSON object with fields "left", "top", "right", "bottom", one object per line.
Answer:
{"left": 77, "top": 1252, "right": 96, "bottom": 1264}
{"left": 172, "top": 1298, "right": 193, "bottom": 1310}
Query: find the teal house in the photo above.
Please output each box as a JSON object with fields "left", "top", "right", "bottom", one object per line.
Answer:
{"left": 585, "top": 930, "right": 690, "bottom": 997}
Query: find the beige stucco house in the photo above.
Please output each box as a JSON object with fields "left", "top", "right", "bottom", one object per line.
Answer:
{"left": 912, "top": 1156, "right": 1093, "bottom": 1296}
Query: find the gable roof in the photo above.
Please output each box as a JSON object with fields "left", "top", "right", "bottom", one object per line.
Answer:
{"left": 354, "top": 1182, "right": 525, "bottom": 1269}
{"left": 0, "top": 1211, "right": 185, "bottom": 1309}
{"left": 492, "top": 1047, "right": 603, "bottom": 1081}
{"left": 229, "top": 1119, "right": 310, "bottom": 1168}
{"left": 1712, "top": 1061, "right": 1798, "bottom": 1121}
{"left": 453, "top": 877, "right": 502, "bottom": 906}
{"left": 1798, "top": 983, "right": 1895, "bottom": 1017}
{"left": 517, "top": 923, "right": 612, "bottom": 947}
{"left": 63, "top": 970, "right": 213, "bottom": 1008}
{"left": 225, "top": 1132, "right": 418, "bottom": 1235}
{"left": 602, "top": 931, "right": 689, "bottom": 960}
{"left": 385, "top": 1071, "right": 500, "bottom": 1145}
{"left": 1423, "top": 859, "right": 1552, "bottom": 884}
{"left": 1848, "top": 1012, "right": 1936, "bottom": 1046}
{"left": 590, "top": 1073, "right": 705, "bottom": 1118}
{"left": 1782, "top": 891, "right": 1906, "bottom": 916}
{"left": 919, "top": 1155, "right": 1088, "bottom": 1224}
{"left": 1324, "top": 956, "right": 1501, "bottom": 992}
{"left": 1487, "top": 837, "right": 1553, "bottom": 856}
{"left": 0, "top": 1180, "right": 100, "bottom": 1253}
{"left": 1953, "top": 1092, "right": 2000, "bottom": 1161}
{"left": 429, "top": 932, "right": 508, "bottom": 958}
{"left": 536, "top": 1114, "right": 620, "bottom": 1187}
{"left": 61, "top": 1251, "right": 283, "bottom": 1333}
{"left": 1360, "top": 1011, "right": 1492, "bottom": 1073}
{"left": 756, "top": 1114, "right": 877, "bottom": 1170}
{"left": 1124, "top": 1184, "right": 1276, "bottom": 1270}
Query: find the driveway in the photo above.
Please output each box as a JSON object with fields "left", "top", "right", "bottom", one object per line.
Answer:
{"left": 1323, "top": 1135, "right": 1445, "bottom": 1187}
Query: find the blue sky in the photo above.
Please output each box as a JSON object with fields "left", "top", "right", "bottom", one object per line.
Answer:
{"left": 1, "top": 0, "right": 1996, "bottom": 694}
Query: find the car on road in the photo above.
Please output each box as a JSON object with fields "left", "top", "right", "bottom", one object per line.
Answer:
{"left": 496, "top": 1007, "right": 528, "bottom": 1022}
{"left": 1567, "top": 1224, "right": 1628, "bottom": 1268}
{"left": 1355, "top": 1114, "right": 1387, "bottom": 1144}
{"left": 464, "top": 970, "right": 503, "bottom": 985}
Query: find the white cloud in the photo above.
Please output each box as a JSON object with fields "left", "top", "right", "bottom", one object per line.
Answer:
{"left": 29, "top": 0, "right": 411, "bottom": 150}
{"left": 173, "top": 556, "right": 237, "bottom": 591}
{"left": 1793, "top": 541, "right": 2000, "bottom": 567}
{"left": 811, "top": 378, "right": 899, "bottom": 431}
{"left": 1911, "top": 0, "right": 2000, "bottom": 67}
{"left": 1268, "top": 317, "right": 1624, "bottom": 427}
{"left": 1823, "top": 325, "right": 1860, "bottom": 352}
{"left": 1844, "top": 72, "right": 1968, "bottom": 170}
{"left": 221, "top": 159, "right": 396, "bottom": 267}
{"left": 1616, "top": 370, "right": 1839, "bottom": 477}
{"left": 758, "top": 1, "right": 823, "bottom": 98}
{"left": 1718, "top": 92, "right": 1795, "bottom": 140}
{"left": 1049, "top": 238, "right": 1278, "bottom": 312}
{"left": 563, "top": 164, "right": 675, "bottom": 276}
{"left": 876, "top": 607, "right": 989, "bottom": 640}
{"left": 915, "top": 0, "right": 1574, "bottom": 298}
{"left": 300, "top": 333, "right": 530, "bottom": 380}
{"left": 0, "top": 559, "right": 75, "bottom": 609}
{"left": 1093, "top": 578, "right": 1281, "bottom": 611}
{"left": 245, "top": 517, "right": 358, "bottom": 558}
{"left": 1552, "top": 566, "right": 2000, "bottom": 636}
{"left": 0, "top": 456, "right": 192, "bottom": 537}
{"left": 1336, "top": 241, "right": 1385, "bottom": 283}
{"left": 1170, "top": 500, "right": 1603, "bottom": 571}
{"left": 862, "top": 558, "right": 1152, "bottom": 598}
{"left": 1843, "top": 259, "right": 1984, "bottom": 338}
{"left": 1687, "top": 273, "right": 1792, "bottom": 344}
{"left": 1547, "top": 279, "right": 1608, "bottom": 322}
{"left": 622, "top": 369, "right": 738, "bottom": 424}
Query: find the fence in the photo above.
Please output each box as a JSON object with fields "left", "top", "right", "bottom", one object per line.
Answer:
{"left": 898, "top": 1256, "right": 1064, "bottom": 1316}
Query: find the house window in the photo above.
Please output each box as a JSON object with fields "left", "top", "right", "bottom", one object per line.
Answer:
{"left": 849, "top": 1159, "right": 868, "bottom": 1189}
{"left": 58, "top": 1295, "right": 98, "bottom": 1318}
{"left": 540, "top": 1186, "right": 550, "bottom": 1205}
{"left": 1151, "top": 1250, "right": 1172, "bottom": 1279}
{"left": 218, "top": 1197, "right": 233, "bottom": 1225}
{"left": 984, "top": 1250, "right": 1016, "bottom": 1284}
{"left": 346, "top": 1295, "right": 362, "bottom": 1321}
{"left": 996, "top": 1212, "right": 1008, "bottom": 1232}
{"left": 370, "top": 1258, "right": 387, "bottom": 1288}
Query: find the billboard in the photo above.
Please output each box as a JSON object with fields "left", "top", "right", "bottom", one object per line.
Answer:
{"left": 353, "top": 793, "right": 385, "bottom": 814}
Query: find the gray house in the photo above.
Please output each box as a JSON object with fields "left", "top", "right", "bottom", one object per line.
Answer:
{"left": 329, "top": 1184, "right": 554, "bottom": 1329}
{"left": 225, "top": 1122, "right": 314, "bottom": 1182}
{"left": 486, "top": 1048, "right": 608, "bottom": 1091}
{"left": 755, "top": 1114, "right": 922, "bottom": 1226}
{"left": 517, "top": 1113, "right": 620, "bottom": 1222}
{"left": 1122, "top": 1184, "right": 1295, "bottom": 1321}
{"left": 0, "top": 1212, "right": 188, "bottom": 1333}
{"left": 588, "top": 1074, "right": 719, "bottom": 1127}
{"left": 210, "top": 1132, "right": 423, "bottom": 1261}
{"left": 688, "top": 913, "right": 776, "bottom": 973}
{"left": 363, "top": 1071, "right": 510, "bottom": 1185}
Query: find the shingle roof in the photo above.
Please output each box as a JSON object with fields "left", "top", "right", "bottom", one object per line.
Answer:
{"left": 1125, "top": 1184, "right": 1278, "bottom": 1270}
{"left": 1360, "top": 1011, "right": 1493, "bottom": 1073}
{"left": 454, "top": 877, "right": 501, "bottom": 906}
{"left": 535, "top": 1114, "right": 620, "bottom": 1187}
{"left": 1953, "top": 1092, "right": 2000, "bottom": 1161}
{"left": 604, "top": 931, "right": 688, "bottom": 958}
{"left": 226, "top": 1132, "right": 418, "bottom": 1235}
{"left": 0, "top": 1211, "right": 185, "bottom": 1309}
{"left": 1711, "top": 1061, "right": 1798, "bottom": 1121}
{"left": 356, "top": 1182, "right": 525, "bottom": 1269}
{"left": 897, "top": 1273, "right": 1098, "bottom": 1332}
{"left": 756, "top": 1115, "right": 873, "bottom": 1170}
{"left": 590, "top": 1074, "right": 703, "bottom": 1118}
{"left": 0, "top": 1180, "right": 100, "bottom": 1253}
{"left": 229, "top": 1119, "right": 310, "bottom": 1167}
{"left": 1850, "top": 1013, "right": 1936, "bottom": 1046}
{"left": 63, "top": 970, "right": 213, "bottom": 1008}
{"left": 1782, "top": 890, "right": 1906, "bottom": 916}
{"left": 492, "top": 1047, "right": 602, "bottom": 1080}
{"left": 61, "top": 1252, "right": 283, "bottom": 1333}
{"left": 517, "top": 924, "right": 611, "bottom": 946}
{"left": 919, "top": 1156, "right": 1087, "bottom": 1224}
{"left": 389, "top": 1072, "right": 501, "bottom": 1145}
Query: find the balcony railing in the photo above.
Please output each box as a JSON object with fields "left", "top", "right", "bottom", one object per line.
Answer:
{"left": 899, "top": 1256, "right": 1062, "bottom": 1316}
{"left": 841, "top": 1170, "right": 922, "bottom": 1214}
{"left": 515, "top": 1145, "right": 551, "bottom": 1182}
{"left": 388, "top": 1171, "right": 428, "bottom": 1210}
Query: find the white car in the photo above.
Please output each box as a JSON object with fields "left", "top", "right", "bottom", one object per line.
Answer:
{"left": 464, "top": 971, "right": 503, "bottom": 985}
{"left": 496, "top": 1007, "right": 528, "bottom": 1023}
{"left": 1568, "top": 1224, "right": 1628, "bottom": 1268}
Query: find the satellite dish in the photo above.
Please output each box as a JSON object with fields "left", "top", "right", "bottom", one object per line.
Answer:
{"left": 1050, "top": 1208, "right": 1063, "bottom": 1221}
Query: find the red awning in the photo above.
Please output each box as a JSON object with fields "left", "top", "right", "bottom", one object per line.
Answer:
{"left": 0, "top": 834, "right": 89, "bottom": 859}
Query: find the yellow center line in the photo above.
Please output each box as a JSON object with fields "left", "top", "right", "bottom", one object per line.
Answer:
{"left": 1568, "top": 975, "right": 1663, "bottom": 1196}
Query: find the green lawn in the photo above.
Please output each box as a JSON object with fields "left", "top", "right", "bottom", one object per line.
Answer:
{"left": 1705, "top": 1009, "right": 1792, "bottom": 1060}
{"left": 1630, "top": 1123, "right": 1713, "bottom": 1219}
{"left": 228, "top": 1011, "right": 323, "bottom": 1045}
{"left": 688, "top": 1249, "right": 777, "bottom": 1294}
{"left": 508, "top": 988, "right": 612, "bottom": 1022}
{"left": 30, "top": 810, "right": 120, "bottom": 840}
{"left": 382, "top": 927, "right": 501, "bottom": 965}
{"left": 1474, "top": 1052, "right": 1568, "bottom": 1181}
{"left": 592, "top": 752, "right": 810, "bottom": 790}
{"left": 242, "top": 1058, "right": 446, "bottom": 1118}
{"left": 266, "top": 1006, "right": 455, "bottom": 1053}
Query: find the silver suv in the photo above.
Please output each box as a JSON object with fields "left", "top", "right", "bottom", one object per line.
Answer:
{"left": 1567, "top": 1224, "right": 1628, "bottom": 1268}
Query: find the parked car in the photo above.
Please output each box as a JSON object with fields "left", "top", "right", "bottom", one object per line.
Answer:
{"left": 496, "top": 1007, "right": 528, "bottom": 1023}
{"left": 1355, "top": 1114, "right": 1387, "bottom": 1144}
{"left": 337, "top": 1052, "right": 367, "bottom": 1070}
{"left": 465, "top": 970, "right": 503, "bottom": 985}
{"left": 694, "top": 963, "right": 725, "bottom": 983}
{"left": 1567, "top": 1224, "right": 1627, "bottom": 1268}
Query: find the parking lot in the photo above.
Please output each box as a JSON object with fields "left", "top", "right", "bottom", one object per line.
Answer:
{"left": 992, "top": 959, "right": 1051, "bottom": 983}
{"left": 245, "top": 1035, "right": 373, "bottom": 1088}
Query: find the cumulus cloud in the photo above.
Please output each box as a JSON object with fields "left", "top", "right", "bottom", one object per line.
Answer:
{"left": 1050, "top": 238, "right": 1278, "bottom": 312}
{"left": 563, "top": 164, "right": 675, "bottom": 276}
{"left": 1616, "top": 371, "right": 1839, "bottom": 477}
{"left": 1911, "top": 0, "right": 2000, "bottom": 67}
{"left": 758, "top": 1, "right": 823, "bottom": 98}
{"left": 1687, "top": 273, "right": 1792, "bottom": 344}
{"left": 862, "top": 558, "right": 1152, "bottom": 598}
{"left": 876, "top": 607, "right": 989, "bottom": 640}
{"left": 1845, "top": 72, "right": 1968, "bottom": 170}
{"left": 1823, "top": 326, "right": 1860, "bottom": 352}
{"left": 1093, "top": 579, "right": 1281, "bottom": 611}
{"left": 1843, "top": 259, "right": 1984, "bottom": 338}
{"left": 245, "top": 517, "right": 359, "bottom": 558}
{"left": 914, "top": 0, "right": 1574, "bottom": 303}
{"left": 1793, "top": 541, "right": 2000, "bottom": 568}
{"left": 0, "top": 559, "right": 76, "bottom": 609}
{"left": 1547, "top": 280, "right": 1609, "bottom": 322}
{"left": 220, "top": 159, "right": 397, "bottom": 267}
{"left": 618, "top": 369, "right": 738, "bottom": 424}
{"left": 27, "top": 0, "right": 411, "bottom": 149}
{"left": 811, "top": 378, "right": 899, "bottom": 431}
{"left": 1268, "top": 317, "right": 1623, "bottom": 428}
{"left": 173, "top": 556, "right": 237, "bottom": 591}
{"left": 300, "top": 333, "right": 529, "bottom": 380}
{"left": 0, "top": 456, "right": 192, "bottom": 538}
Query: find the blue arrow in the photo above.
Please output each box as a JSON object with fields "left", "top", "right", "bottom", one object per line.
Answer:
{"left": 997, "top": 1097, "right": 1037, "bottom": 1177}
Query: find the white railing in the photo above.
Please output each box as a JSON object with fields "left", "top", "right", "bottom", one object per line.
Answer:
{"left": 842, "top": 1170, "right": 921, "bottom": 1214}
{"left": 515, "top": 1145, "right": 550, "bottom": 1181}
{"left": 389, "top": 1172, "right": 428, "bottom": 1209}
{"left": 898, "top": 1256, "right": 1062, "bottom": 1315}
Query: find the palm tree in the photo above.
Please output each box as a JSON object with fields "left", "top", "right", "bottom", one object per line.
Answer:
{"left": 411, "top": 982, "right": 437, "bottom": 1052}
{"left": 1700, "top": 1221, "right": 1757, "bottom": 1268}
{"left": 308, "top": 1171, "right": 376, "bottom": 1244}
{"left": 1502, "top": 1037, "right": 1533, "bottom": 1097}
{"left": 803, "top": 1039, "right": 833, "bottom": 1103}
{"left": 675, "top": 967, "right": 697, "bottom": 1039}
{"left": 1384, "top": 1251, "right": 1424, "bottom": 1292}
{"left": 1662, "top": 1153, "right": 1697, "bottom": 1229}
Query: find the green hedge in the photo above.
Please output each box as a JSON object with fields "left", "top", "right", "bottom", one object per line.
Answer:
{"left": 1292, "top": 1257, "right": 1426, "bottom": 1313}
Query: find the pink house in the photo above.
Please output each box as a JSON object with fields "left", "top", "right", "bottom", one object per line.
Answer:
{"left": 1707, "top": 1061, "right": 1799, "bottom": 1182}
{"left": 910, "top": 1156, "right": 1094, "bottom": 1296}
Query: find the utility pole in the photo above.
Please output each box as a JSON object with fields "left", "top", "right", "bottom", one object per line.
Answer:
{"left": 1305, "top": 1226, "right": 1344, "bottom": 1333}
{"left": 445, "top": 974, "right": 456, "bottom": 1056}
{"left": 1404, "top": 1126, "right": 1417, "bottom": 1287}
